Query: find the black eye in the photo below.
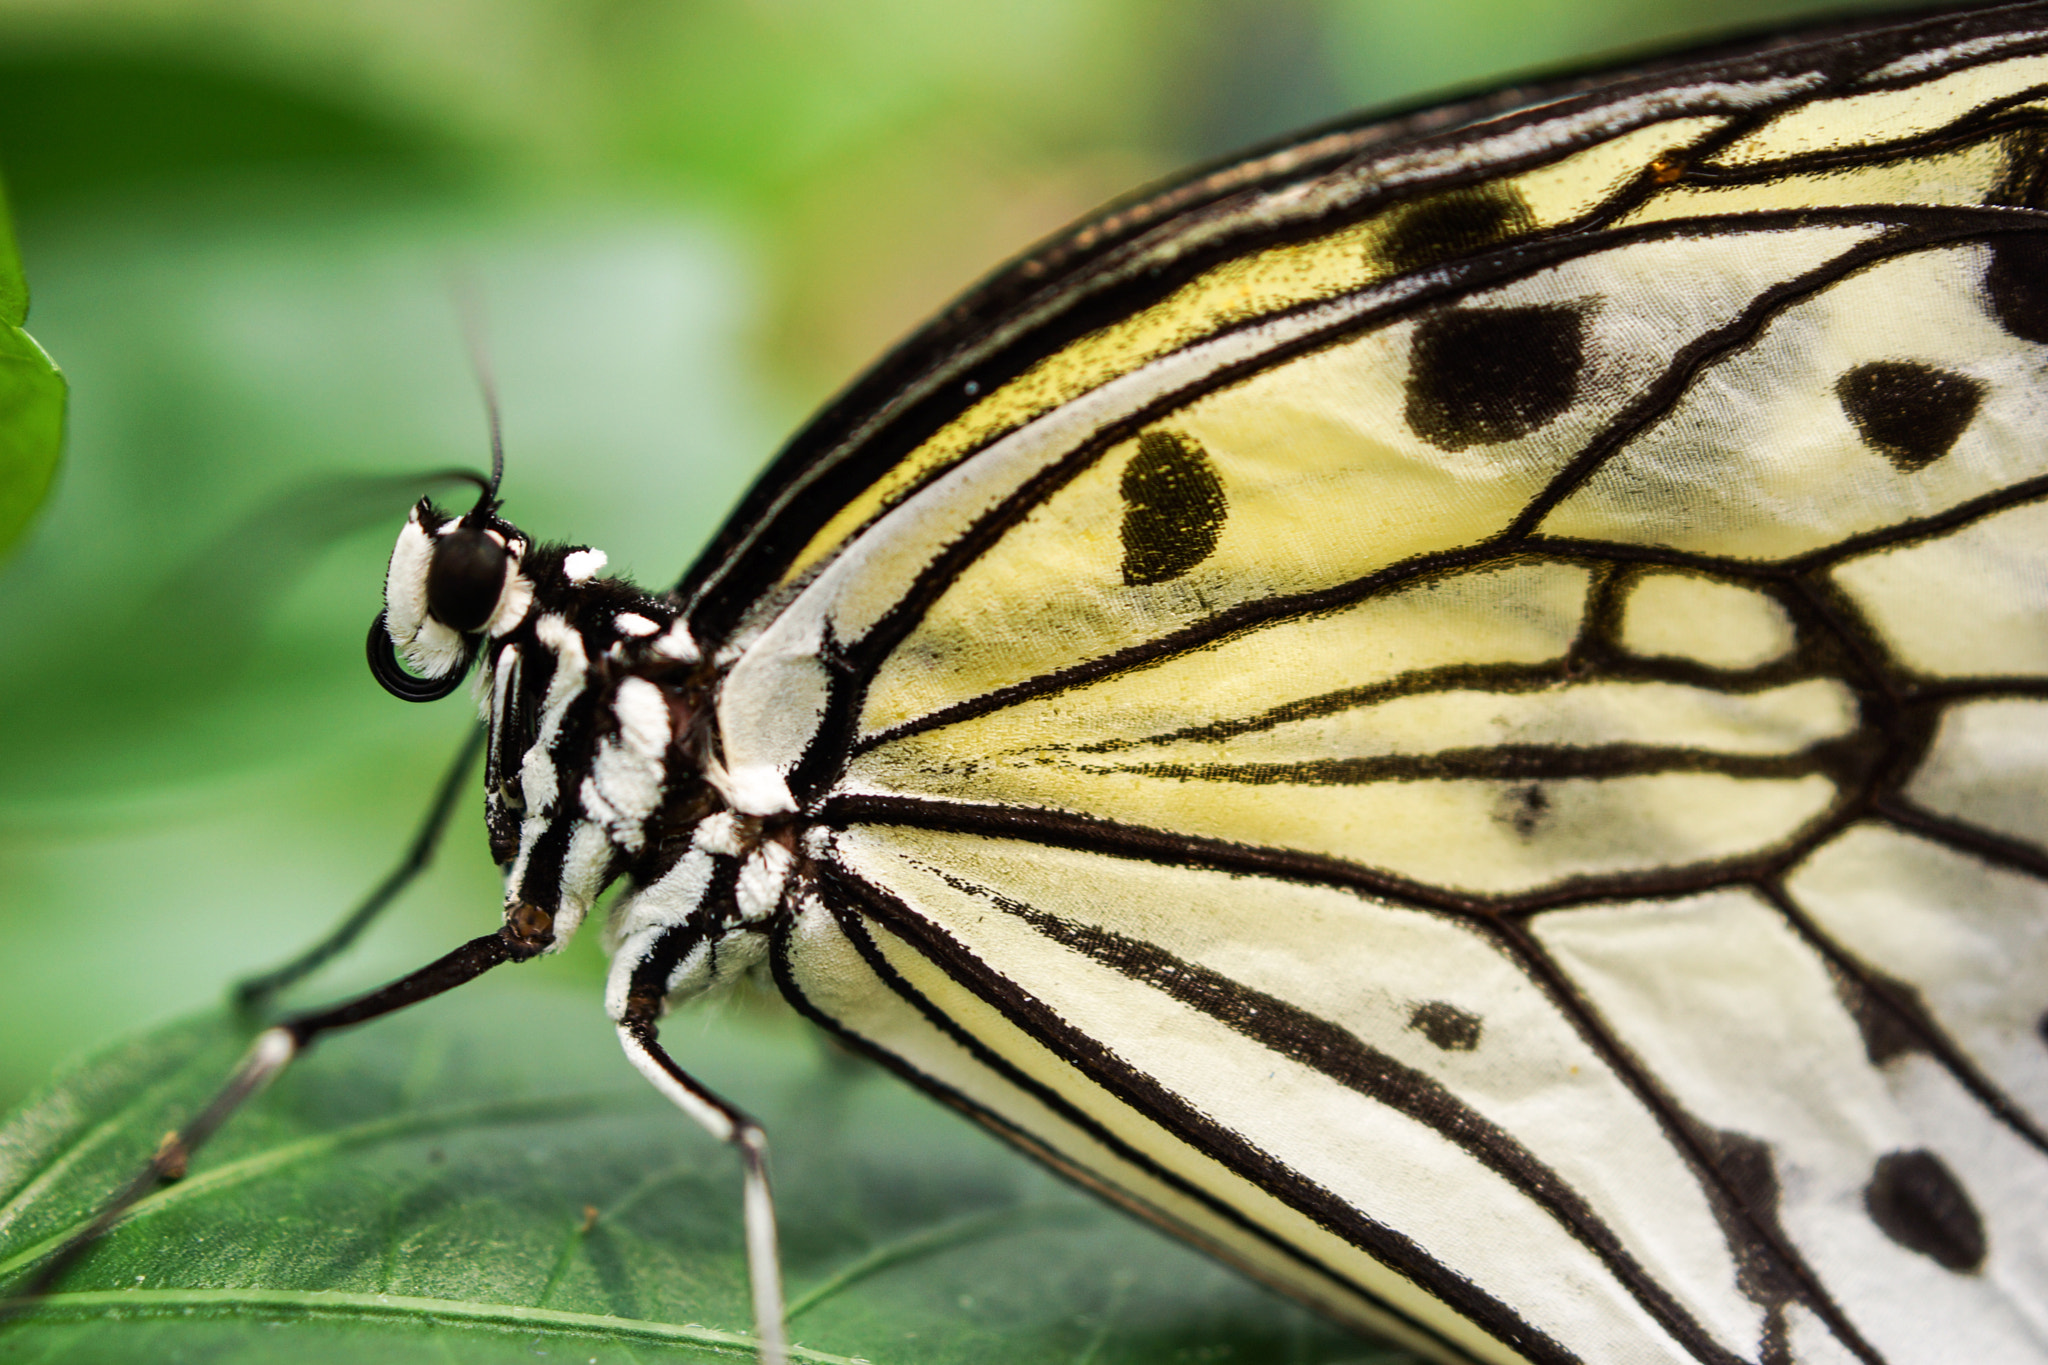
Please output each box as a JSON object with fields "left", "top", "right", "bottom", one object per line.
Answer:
{"left": 426, "top": 526, "right": 509, "bottom": 632}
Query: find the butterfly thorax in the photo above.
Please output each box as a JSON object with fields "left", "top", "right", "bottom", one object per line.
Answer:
{"left": 379, "top": 497, "right": 788, "bottom": 1021}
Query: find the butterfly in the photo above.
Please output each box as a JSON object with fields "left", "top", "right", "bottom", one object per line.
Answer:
{"left": 17, "top": 2, "right": 2048, "bottom": 1363}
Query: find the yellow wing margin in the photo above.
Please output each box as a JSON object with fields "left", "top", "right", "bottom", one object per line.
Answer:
{"left": 762, "top": 21, "right": 2048, "bottom": 600}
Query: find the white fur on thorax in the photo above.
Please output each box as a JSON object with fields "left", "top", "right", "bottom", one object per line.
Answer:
{"left": 549, "top": 821, "right": 614, "bottom": 945}
{"left": 502, "top": 613, "right": 590, "bottom": 910}
{"left": 694, "top": 811, "right": 745, "bottom": 857}
{"left": 735, "top": 841, "right": 793, "bottom": 924}
{"left": 603, "top": 812, "right": 774, "bottom": 1019}
{"left": 605, "top": 861, "right": 715, "bottom": 1018}
{"left": 582, "top": 676, "right": 670, "bottom": 851}
{"left": 614, "top": 612, "right": 659, "bottom": 637}
{"left": 485, "top": 554, "right": 534, "bottom": 638}
{"left": 518, "top": 613, "right": 588, "bottom": 817}
{"left": 654, "top": 619, "right": 700, "bottom": 663}
{"left": 488, "top": 645, "right": 521, "bottom": 742}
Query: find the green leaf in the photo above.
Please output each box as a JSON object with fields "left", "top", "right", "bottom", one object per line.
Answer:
{"left": 0, "top": 173, "right": 64, "bottom": 560}
{"left": 0, "top": 974, "right": 1405, "bottom": 1364}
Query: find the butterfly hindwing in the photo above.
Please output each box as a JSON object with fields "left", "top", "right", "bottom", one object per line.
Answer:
{"left": 787, "top": 830, "right": 1772, "bottom": 1365}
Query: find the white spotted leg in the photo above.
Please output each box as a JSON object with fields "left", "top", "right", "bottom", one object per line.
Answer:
{"left": 617, "top": 1017, "right": 788, "bottom": 1365}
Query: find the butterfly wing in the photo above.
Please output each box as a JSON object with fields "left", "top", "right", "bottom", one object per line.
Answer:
{"left": 701, "top": 8, "right": 2048, "bottom": 1363}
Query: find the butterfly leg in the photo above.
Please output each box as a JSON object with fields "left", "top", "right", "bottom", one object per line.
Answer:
{"left": 234, "top": 726, "right": 486, "bottom": 1014}
{"left": 617, "top": 1015, "right": 788, "bottom": 1365}
{"left": 2, "top": 928, "right": 531, "bottom": 1317}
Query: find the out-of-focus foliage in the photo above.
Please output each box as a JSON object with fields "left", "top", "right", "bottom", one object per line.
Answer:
{"left": 0, "top": 0, "right": 1927, "bottom": 1360}
{"left": 0, "top": 172, "right": 63, "bottom": 555}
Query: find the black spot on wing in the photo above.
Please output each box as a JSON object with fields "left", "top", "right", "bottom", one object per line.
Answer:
{"left": 1691, "top": 1126, "right": 1804, "bottom": 1359}
{"left": 1408, "top": 1000, "right": 1482, "bottom": 1051}
{"left": 1497, "top": 783, "right": 1552, "bottom": 839}
{"left": 1838, "top": 973, "right": 1929, "bottom": 1068}
{"left": 1405, "top": 304, "right": 1585, "bottom": 451}
{"left": 1121, "top": 430, "right": 1227, "bottom": 586}
{"left": 1826, "top": 959, "right": 1941, "bottom": 1070}
{"left": 1863, "top": 1149, "right": 1985, "bottom": 1273}
{"left": 1379, "top": 186, "right": 1536, "bottom": 274}
{"left": 1702, "top": 1126, "right": 1782, "bottom": 1229}
{"left": 1834, "top": 361, "right": 1984, "bottom": 471}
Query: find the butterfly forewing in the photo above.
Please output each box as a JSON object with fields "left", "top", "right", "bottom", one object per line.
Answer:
{"left": 695, "top": 8, "right": 2048, "bottom": 1364}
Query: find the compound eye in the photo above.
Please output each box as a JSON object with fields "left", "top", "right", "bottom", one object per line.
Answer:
{"left": 425, "top": 525, "right": 509, "bottom": 633}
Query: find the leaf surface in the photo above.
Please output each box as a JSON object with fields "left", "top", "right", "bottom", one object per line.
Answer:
{"left": 0, "top": 974, "right": 1404, "bottom": 1364}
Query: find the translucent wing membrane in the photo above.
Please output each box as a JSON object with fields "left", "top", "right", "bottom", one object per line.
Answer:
{"left": 710, "top": 10, "right": 2048, "bottom": 1363}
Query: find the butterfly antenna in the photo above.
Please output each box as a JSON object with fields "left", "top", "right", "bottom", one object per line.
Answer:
{"left": 450, "top": 270, "right": 505, "bottom": 516}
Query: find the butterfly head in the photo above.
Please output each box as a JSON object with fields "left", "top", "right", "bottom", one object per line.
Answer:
{"left": 371, "top": 494, "right": 715, "bottom": 955}
{"left": 373, "top": 496, "right": 536, "bottom": 698}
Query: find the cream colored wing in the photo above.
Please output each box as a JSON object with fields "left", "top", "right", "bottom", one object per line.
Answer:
{"left": 698, "top": 9, "right": 2048, "bottom": 1364}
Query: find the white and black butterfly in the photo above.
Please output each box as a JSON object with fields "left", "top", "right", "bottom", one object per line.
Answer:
{"left": 18, "top": 3, "right": 2048, "bottom": 1362}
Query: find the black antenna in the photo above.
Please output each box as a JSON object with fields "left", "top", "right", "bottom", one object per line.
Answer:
{"left": 449, "top": 270, "right": 505, "bottom": 516}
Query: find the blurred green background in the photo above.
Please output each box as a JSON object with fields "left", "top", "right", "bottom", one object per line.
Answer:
{"left": 0, "top": 0, "right": 1916, "bottom": 1258}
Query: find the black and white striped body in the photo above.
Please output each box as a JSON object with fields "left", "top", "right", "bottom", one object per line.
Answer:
{"left": 385, "top": 501, "right": 789, "bottom": 1019}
